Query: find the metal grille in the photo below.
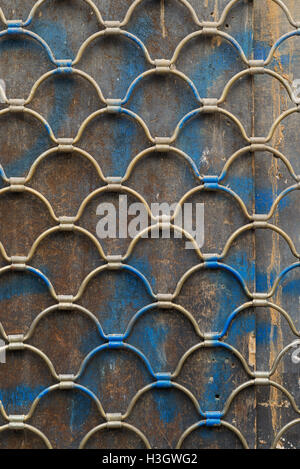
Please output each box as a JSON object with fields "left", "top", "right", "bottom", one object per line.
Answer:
{"left": 0, "top": 0, "right": 300, "bottom": 449}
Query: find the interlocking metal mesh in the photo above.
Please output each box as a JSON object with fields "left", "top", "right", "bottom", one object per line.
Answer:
{"left": 0, "top": 0, "right": 300, "bottom": 449}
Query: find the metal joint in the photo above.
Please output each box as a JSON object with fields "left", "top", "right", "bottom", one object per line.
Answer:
{"left": 9, "top": 177, "right": 26, "bottom": 190}
{"left": 202, "top": 98, "right": 218, "bottom": 112}
{"left": 57, "top": 295, "right": 74, "bottom": 310}
{"left": 204, "top": 260, "right": 219, "bottom": 269}
{"left": 203, "top": 254, "right": 219, "bottom": 261}
{"left": 202, "top": 22, "right": 218, "bottom": 34}
{"left": 56, "top": 59, "right": 73, "bottom": 68}
{"left": 105, "top": 177, "right": 123, "bottom": 185}
{"left": 8, "top": 415, "right": 25, "bottom": 430}
{"left": 107, "top": 413, "right": 122, "bottom": 421}
{"left": 8, "top": 334, "right": 25, "bottom": 350}
{"left": 104, "top": 27, "right": 121, "bottom": 35}
{"left": 251, "top": 214, "right": 268, "bottom": 221}
{"left": 10, "top": 256, "right": 27, "bottom": 265}
{"left": 248, "top": 59, "right": 265, "bottom": 69}
{"left": 59, "top": 216, "right": 75, "bottom": 231}
{"left": 107, "top": 255, "right": 122, "bottom": 270}
{"left": 106, "top": 104, "right": 121, "bottom": 114}
{"left": 104, "top": 21, "right": 121, "bottom": 28}
{"left": 253, "top": 221, "right": 268, "bottom": 228}
{"left": 156, "top": 293, "right": 173, "bottom": 301}
{"left": 8, "top": 98, "right": 25, "bottom": 112}
{"left": 249, "top": 137, "right": 266, "bottom": 144}
{"left": 59, "top": 374, "right": 75, "bottom": 389}
{"left": 155, "top": 143, "right": 170, "bottom": 152}
{"left": 202, "top": 175, "right": 219, "bottom": 183}
{"left": 252, "top": 292, "right": 268, "bottom": 300}
{"left": 254, "top": 371, "right": 270, "bottom": 379}
{"left": 154, "top": 137, "right": 172, "bottom": 145}
{"left": 107, "top": 335, "right": 124, "bottom": 348}
{"left": 154, "top": 59, "right": 172, "bottom": 73}
{"left": 10, "top": 259, "right": 26, "bottom": 270}
{"left": 205, "top": 411, "right": 222, "bottom": 426}
{"left": 56, "top": 138, "right": 74, "bottom": 152}
{"left": 203, "top": 332, "right": 218, "bottom": 340}
{"left": 250, "top": 143, "right": 265, "bottom": 152}
{"left": 155, "top": 374, "right": 172, "bottom": 388}
{"left": 254, "top": 377, "right": 270, "bottom": 385}
{"left": 7, "top": 20, "right": 23, "bottom": 34}
{"left": 203, "top": 339, "right": 219, "bottom": 347}
{"left": 252, "top": 299, "right": 268, "bottom": 307}
{"left": 157, "top": 300, "right": 173, "bottom": 309}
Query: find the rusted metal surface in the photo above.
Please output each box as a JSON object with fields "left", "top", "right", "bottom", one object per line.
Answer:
{"left": 0, "top": 0, "right": 299, "bottom": 449}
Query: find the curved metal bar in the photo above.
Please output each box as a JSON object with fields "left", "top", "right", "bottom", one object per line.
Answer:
{"left": 74, "top": 263, "right": 156, "bottom": 302}
{"left": 0, "top": 8, "right": 6, "bottom": 25}
{"left": 23, "top": 0, "right": 105, "bottom": 27}
{"left": 121, "top": 68, "right": 202, "bottom": 105}
{"left": 23, "top": 303, "right": 106, "bottom": 342}
{"left": 264, "top": 30, "right": 300, "bottom": 66}
{"left": 269, "top": 340, "right": 300, "bottom": 376}
{"left": 265, "top": 107, "right": 298, "bottom": 143}
{"left": 75, "top": 341, "right": 156, "bottom": 381}
{"left": 123, "top": 146, "right": 201, "bottom": 181}
{"left": 272, "top": 419, "right": 300, "bottom": 449}
{"left": 0, "top": 321, "right": 8, "bottom": 342}
{"left": 176, "top": 419, "right": 249, "bottom": 449}
{"left": 218, "top": 300, "right": 300, "bottom": 339}
{"left": 0, "top": 423, "right": 52, "bottom": 448}
{"left": 172, "top": 107, "right": 250, "bottom": 144}
{"left": 25, "top": 266, "right": 57, "bottom": 299}
{"left": 266, "top": 183, "right": 300, "bottom": 220}
{"left": 172, "top": 340, "right": 255, "bottom": 379}
{"left": 221, "top": 222, "right": 300, "bottom": 260}
{"left": 218, "top": 145, "right": 300, "bottom": 183}
{"left": 171, "top": 29, "right": 248, "bottom": 65}
{"left": 271, "top": 0, "right": 300, "bottom": 28}
{"left": 218, "top": 68, "right": 298, "bottom": 105}
{"left": 26, "top": 225, "right": 106, "bottom": 263}
{"left": 75, "top": 184, "right": 153, "bottom": 223}
{"left": 175, "top": 183, "right": 251, "bottom": 222}
{"left": 123, "top": 302, "right": 203, "bottom": 340}
{"left": 74, "top": 107, "right": 154, "bottom": 144}
{"left": 23, "top": 146, "right": 106, "bottom": 184}
{"left": 123, "top": 222, "right": 204, "bottom": 262}
{"left": 0, "top": 400, "right": 8, "bottom": 421}
{"left": 1, "top": 343, "right": 59, "bottom": 380}
{"left": 123, "top": 381, "right": 203, "bottom": 420}
{"left": 79, "top": 421, "right": 151, "bottom": 449}
{"left": 26, "top": 383, "right": 106, "bottom": 420}
{"left": 268, "top": 262, "right": 300, "bottom": 298}
{"left": 173, "top": 262, "right": 253, "bottom": 300}
{"left": 24, "top": 68, "right": 106, "bottom": 105}
{"left": 0, "top": 28, "right": 58, "bottom": 64}
{"left": 0, "top": 185, "right": 58, "bottom": 222}
{"left": 0, "top": 265, "right": 56, "bottom": 300}
{"left": 0, "top": 107, "right": 56, "bottom": 142}
{"left": 223, "top": 379, "right": 300, "bottom": 417}
{"left": 73, "top": 29, "right": 154, "bottom": 66}
{"left": 0, "top": 241, "right": 10, "bottom": 263}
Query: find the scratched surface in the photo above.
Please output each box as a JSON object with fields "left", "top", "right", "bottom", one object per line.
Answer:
{"left": 0, "top": 0, "right": 299, "bottom": 449}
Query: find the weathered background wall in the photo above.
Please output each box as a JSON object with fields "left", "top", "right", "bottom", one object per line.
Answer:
{"left": 0, "top": 0, "right": 300, "bottom": 449}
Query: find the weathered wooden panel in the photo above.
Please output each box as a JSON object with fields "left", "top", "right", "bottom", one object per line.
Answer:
{"left": 0, "top": 0, "right": 299, "bottom": 450}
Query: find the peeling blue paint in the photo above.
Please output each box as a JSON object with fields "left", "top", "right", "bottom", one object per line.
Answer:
{"left": 0, "top": 384, "right": 45, "bottom": 413}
